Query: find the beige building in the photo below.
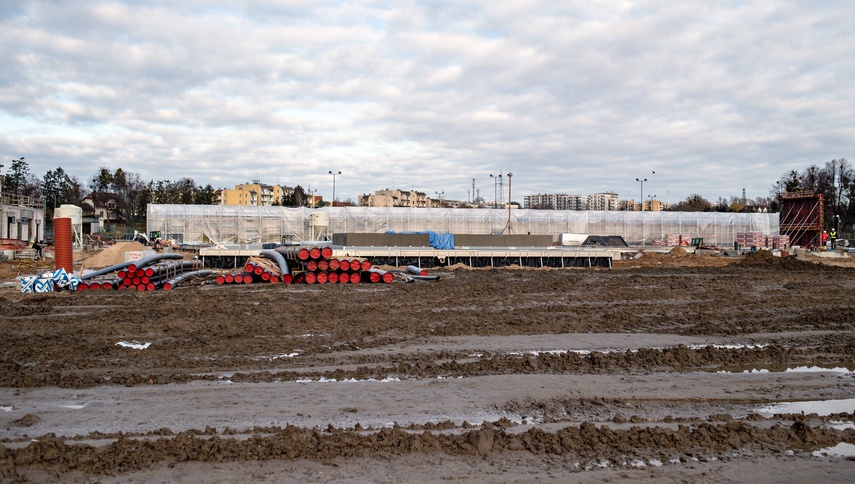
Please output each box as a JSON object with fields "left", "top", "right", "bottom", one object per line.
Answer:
{"left": 524, "top": 192, "right": 619, "bottom": 211}
{"left": 218, "top": 182, "right": 293, "bottom": 207}
{"left": 358, "top": 189, "right": 431, "bottom": 208}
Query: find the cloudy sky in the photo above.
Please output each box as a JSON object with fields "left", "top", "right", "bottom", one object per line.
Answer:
{"left": 1, "top": 0, "right": 853, "bottom": 205}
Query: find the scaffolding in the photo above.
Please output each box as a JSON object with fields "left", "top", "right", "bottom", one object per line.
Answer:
{"left": 148, "top": 205, "right": 779, "bottom": 247}
{"left": 779, "top": 192, "right": 823, "bottom": 248}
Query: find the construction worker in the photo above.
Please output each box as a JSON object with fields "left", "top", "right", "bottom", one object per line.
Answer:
{"left": 822, "top": 230, "right": 829, "bottom": 249}
{"left": 830, "top": 228, "right": 837, "bottom": 248}
{"left": 30, "top": 239, "right": 43, "bottom": 259}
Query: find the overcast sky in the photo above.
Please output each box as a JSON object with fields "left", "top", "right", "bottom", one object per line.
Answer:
{"left": 1, "top": 1, "right": 853, "bottom": 205}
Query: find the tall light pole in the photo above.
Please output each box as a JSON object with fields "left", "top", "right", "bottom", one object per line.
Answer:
{"left": 636, "top": 178, "right": 647, "bottom": 211}
{"left": 489, "top": 173, "right": 501, "bottom": 208}
{"left": 434, "top": 191, "right": 444, "bottom": 207}
{"left": 328, "top": 170, "right": 340, "bottom": 206}
{"left": 506, "top": 172, "right": 513, "bottom": 233}
{"left": 636, "top": 177, "right": 647, "bottom": 246}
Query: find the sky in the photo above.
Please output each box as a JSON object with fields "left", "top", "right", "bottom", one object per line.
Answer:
{"left": 1, "top": 0, "right": 853, "bottom": 205}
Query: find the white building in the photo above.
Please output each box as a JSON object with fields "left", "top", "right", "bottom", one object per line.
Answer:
{"left": 524, "top": 192, "right": 619, "bottom": 211}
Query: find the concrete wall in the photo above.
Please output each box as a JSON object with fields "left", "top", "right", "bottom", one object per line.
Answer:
{"left": 452, "top": 234, "right": 553, "bottom": 247}
{"left": 332, "top": 232, "right": 553, "bottom": 248}
{"left": 333, "top": 233, "right": 431, "bottom": 247}
{"left": 0, "top": 205, "right": 46, "bottom": 242}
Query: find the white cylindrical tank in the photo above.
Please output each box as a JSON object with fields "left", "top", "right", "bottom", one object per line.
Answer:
{"left": 54, "top": 204, "right": 84, "bottom": 246}
{"left": 55, "top": 204, "right": 83, "bottom": 224}
{"left": 310, "top": 211, "right": 329, "bottom": 227}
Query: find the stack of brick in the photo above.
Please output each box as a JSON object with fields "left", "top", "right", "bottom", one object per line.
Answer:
{"left": 665, "top": 234, "right": 682, "bottom": 246}
{"left": 737, "top": 232, "right": 768, "bottom": 248}
{"left": 769, "top": 235, "right": 790, "bottom": 250}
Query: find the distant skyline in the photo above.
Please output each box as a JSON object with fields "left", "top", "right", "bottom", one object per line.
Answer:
{"left": 1, "top": 1, "right": 853, "bottom": 205}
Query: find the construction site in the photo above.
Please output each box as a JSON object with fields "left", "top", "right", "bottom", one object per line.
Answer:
{"left": 1, "top": 200, "right": 854, "bottom": 482}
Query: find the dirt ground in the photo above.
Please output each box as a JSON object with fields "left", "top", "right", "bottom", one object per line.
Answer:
{"left": 1, "top": 249, "right": 855, "bottom": 482}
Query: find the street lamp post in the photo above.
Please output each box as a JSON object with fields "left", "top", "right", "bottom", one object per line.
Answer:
{"left": 636, "top": 177, "right": 647, "bottom": 246}
{"left": 434, "top": 191, "right": 444, "bottom": 207}
{"left": 328, "top": 171, "right": 341, "bottom": 206}
{"left": 506, "top": 173, "right": 513, "bottom": 233}
{"left": 489, "top": 172, "right": 502, "bottom": 208}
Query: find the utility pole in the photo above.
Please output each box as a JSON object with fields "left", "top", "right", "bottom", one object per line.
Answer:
{"left": 505, "top": 173, "right": 513, "bottom": 233}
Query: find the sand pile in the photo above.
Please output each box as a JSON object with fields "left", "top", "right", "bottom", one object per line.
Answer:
{"left": 669, "top": 246, "right": 689, "bottom": 256}
{"left": 81, "top": 241, "right": 149, "bottom": 269}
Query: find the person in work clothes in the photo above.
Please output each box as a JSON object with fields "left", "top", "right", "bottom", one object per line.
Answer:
{"left": 830, "top": 228, "right": 837, "bottom": 248}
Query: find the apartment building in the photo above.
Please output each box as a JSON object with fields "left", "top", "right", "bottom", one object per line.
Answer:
{"left": 358, "top": 189, "right": 431, "bottom": 208}
{"left": 524, "top": 192, "right": 619, "bottom": 211}
{"left": 218, "top": 182, "right": 292, "bottom": 207}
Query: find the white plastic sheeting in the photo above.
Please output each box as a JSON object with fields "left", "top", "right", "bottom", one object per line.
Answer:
{"left": 147, "top": 205, "right": 779, "bottom": 246}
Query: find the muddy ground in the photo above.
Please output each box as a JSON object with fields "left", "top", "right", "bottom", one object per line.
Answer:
{"left": 1, "top": 250, "right": 855, "bottom": 482}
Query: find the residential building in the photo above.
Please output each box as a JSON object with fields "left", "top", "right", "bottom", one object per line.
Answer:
{"left": 218, "top": 182, "right": 292, "bottom": 206}
{"left": 358, "top": 189, "right": 431, "bottom": 208}
{"left": 523, "top": 192, "right": 619, "bottom": 211}
{"left": 81, "top": 192, "right": 126, "bottom": 230}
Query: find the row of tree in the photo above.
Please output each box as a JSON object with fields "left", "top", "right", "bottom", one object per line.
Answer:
{"left": 673, "top": 158, "right": 852, "bottom": 233}
{"left": 2, "top": 159, "right": 322, "bottom": 229}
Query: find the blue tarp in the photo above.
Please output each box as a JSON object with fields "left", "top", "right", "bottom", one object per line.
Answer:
{"left": 386, "top": 231, "right": 454, "bottom": 250}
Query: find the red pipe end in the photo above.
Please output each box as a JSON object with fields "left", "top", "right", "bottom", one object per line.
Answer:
{"left": 383, "top": 272, "right": 394, "bottom": 283}
{"left": 360, "top": 260, "right": 372, "bottom": 271}
{"left": 254, "top": 266, "right": 264, "bottom": 275}
{"left": 163, "top": 283, "right": 173, "bottom": 291}
{"left": 269, "top": 275, "right": 279, "bottom": 284}
{"left": 136, "top": 284, "right": 146, "bottom": 291}
{"left": 298, "top": 248, "right": 310, "bottom": 260}
{"left": 309, "top": 247, "right": 321, "bottom": 259}
{"left": 282, "top": 274, "right": 293, "bottom": 284}
{"left": 77, "top": 283, "right": 89, "bottom": 291}
{"left": 316, "top": 272, "right": 328, "bottom": 284}
{"left": 349, "top": 273, "right": 360, "bottom": 283}
{"left": 243, "top": 274, "right": 253, "bottom": 284}
{"left": 261, "top": 271, "right": 271, "bottom": 281}
{"left": 328, "top": 272, "right": 339, "bottom": 283}
{"left": 225, "top": 274, "right": 234, "bottom": 283}
{"left": 127, "top": 263, "right": 139, "bottom": 273}
{"left": 321, "top": 246, "right": 333, "bottom": 259}
{"left": 305, "top": 272, "right": 317, "bottom": 284}
{"left": 369, "top": 272, "right": 380, "bottom": 283}
{"left": 307, "top": 260, "right": 318, "bottom": 272}
{"left": 318, "top": 260, "right": 329, "bottom": 271}
{"left": 117, "top": 270, "right": 127, "bottom": 279}
{"left": 349, "top": 260, "right": 361, "bottom": 271}
{"left": 145, "top": 268, "right": 155, "bottom": 277}
{"left": 420, "top": 269, "right": 428, "bottom": 276}
{"left": 216, "top": 275, "right": 225, "bottom": 284}
{"left": 329, "top": 259, "right": 341, "bottom": 271}
{"left": 146, "top": 282, "right": 155, "bottom": 291}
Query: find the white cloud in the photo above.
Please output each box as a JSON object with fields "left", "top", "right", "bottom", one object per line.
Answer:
{"left": 1, "top": 0, "right": 853, "bottom": 204}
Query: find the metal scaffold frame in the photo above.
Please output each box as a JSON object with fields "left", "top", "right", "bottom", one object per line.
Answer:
{"left": 779, "top": 192, "right": 823, "bottom": 248}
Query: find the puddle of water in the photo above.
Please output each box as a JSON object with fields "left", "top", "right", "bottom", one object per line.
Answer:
{"left": 689, "top": 344, "right": 765, "bottom": 350}
{"left": 828, "top": 421, "right": 855, "bottom": 431}
{"left": 116, "top": 341, "right": 151, "bottom": 350}
{"left": 717, "top": 366, "right": 853, "bottom": 375}
{"left": 812, "top": 442, "right": 855, "bottom": 458}
{"left": 755, "top": 398, "right": 855, "bottom": 417}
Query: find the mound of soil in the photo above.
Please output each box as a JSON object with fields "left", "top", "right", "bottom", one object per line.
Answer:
{"left": 80, "top": 241, "right": 149, "bottom": 269}
{"left": 737, "top": 250, "right": 829, "bottom": 270}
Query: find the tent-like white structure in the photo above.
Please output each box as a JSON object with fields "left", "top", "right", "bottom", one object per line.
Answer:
{"left": 148, "top": 205, "right": 778, "bottom": 247}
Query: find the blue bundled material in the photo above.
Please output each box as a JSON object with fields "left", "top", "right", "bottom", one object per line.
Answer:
{"left": 386, "top": 231, "right": 454, "bottom": 249}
